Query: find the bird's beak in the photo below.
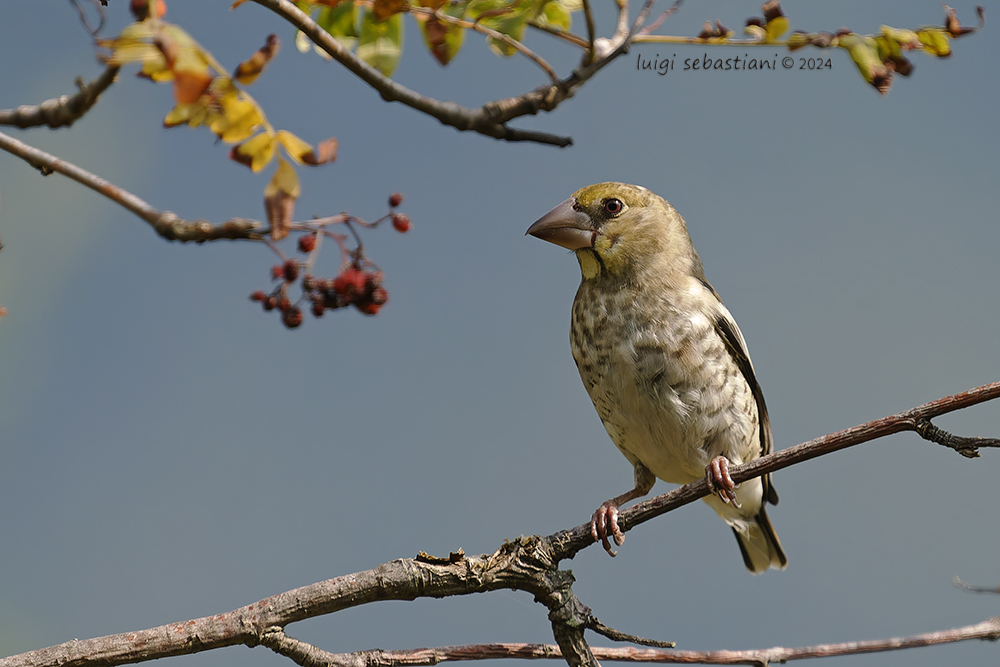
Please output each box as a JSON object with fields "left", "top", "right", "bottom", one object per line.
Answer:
{"left": 526, "top": 198, "right": 595, "bottom": 251}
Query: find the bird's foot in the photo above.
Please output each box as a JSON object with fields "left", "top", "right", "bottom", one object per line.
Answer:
{"left": 706, "top": 456, "right": 741, "bottom": 508}
{"left": 591, "top": 500, "right": 625, "bottom": 557}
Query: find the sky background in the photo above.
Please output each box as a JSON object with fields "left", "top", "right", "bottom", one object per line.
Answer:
{"left": 1, "top": 1, "right": 998, "bottom": 666}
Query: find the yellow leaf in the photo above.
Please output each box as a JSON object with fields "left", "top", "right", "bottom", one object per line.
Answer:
{"left": 765, "top": 16, "right": 789, "bottom": 42}
{"left": 208, "top": 89, "right": 264, "bottom": 143}
{"left": 164, "top": 102, "right": 208, "bottom": 128}
{"left": 275, "top": 130, "right": 314, "bottom": 165}
{"left": 917, "top": 28, "right": 952, "bottom": 57}
{"left": 231, "top": 132, "right": 276, "bottom": 172}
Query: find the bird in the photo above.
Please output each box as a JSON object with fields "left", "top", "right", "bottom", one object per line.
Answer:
{"left": 526, "top": 182, "right": 786, "bottom": 573}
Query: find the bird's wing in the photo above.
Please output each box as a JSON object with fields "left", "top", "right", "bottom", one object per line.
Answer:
{"left": 700, "top": 279, "right": 779, "bottom": 506}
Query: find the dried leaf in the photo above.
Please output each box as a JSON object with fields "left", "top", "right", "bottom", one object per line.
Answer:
{"left": 264, "top": 158, "right": 300, "bottom": 241}
{"left": 302, "top": 137, "right": 338, "bottom": 165}
{"left": 234, "top": 34, "right": 281, "bottom": 85}
{"left": 373, "top": 0, "right": 410, "bottom": 22}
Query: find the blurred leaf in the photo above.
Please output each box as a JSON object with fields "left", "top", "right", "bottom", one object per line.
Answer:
{"left": 468, "top": 0, "right": 534, "bottom": 57}
{"left": 317, "top": 2, "right": 360, "bottom": 51}
{"left": 172, "top": 69, "right": 213, "bottom": 103}
{"left": 839, "top": 32, "right": 892, "bottom": 95}
{"left": 917, "top": 28, "right": 952, "bottom": 56}
{"left": 231, "top": 132, "right": 276, "bottom": 172}
{"left": 265, "top": 158, "right": 300, "bottom": 241}
{"left": 537, "top": 0, "right": 571, "bottom": 32}
{"left": 765, "top": 15, "right": 789, "bottom": 42}
{"left": 163, "top": 101, "right": 208, "bottom": 127}
{"left": 208, "top": 86, "right": 265, "bottom": 142}
{"left": 415, "top": 2, "right": 466, "bottom": 65}
{"left": 302, "top": 137, "right": 339, "bottom": 165}
{"left": 275, "top": 130, "right": 313, "bottom": 164}
{"left": 357, "top": 10, "right": 404, "bottom": 76}
{"left": 234, "top": 34, "right": 280, "bottom": 85}
{"left": 373, "top": 0, "right": 410, "bottom": 22}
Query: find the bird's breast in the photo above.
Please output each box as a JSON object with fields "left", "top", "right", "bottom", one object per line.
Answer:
{"left": 570, "top": 281, "right": 759, "bottom": 484}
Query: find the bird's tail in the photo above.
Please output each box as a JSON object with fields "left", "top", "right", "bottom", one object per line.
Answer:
{"left": 732, "top": 506, "right": 787, "bottom": 574}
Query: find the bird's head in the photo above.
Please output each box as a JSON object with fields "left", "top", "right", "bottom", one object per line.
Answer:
{"left": 526, "top": 182, "right": 701, "bottom": 281}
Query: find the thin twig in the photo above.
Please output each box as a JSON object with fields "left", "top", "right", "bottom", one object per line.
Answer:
{"left": 581, "top": 0, "right": 597, "bottom": 63}
{"left": 637, "top": 0, "right": 684, "bottom": 36}
{"left": 527, "top": 20, "right": 590, "bottom": 48}
{"left": 588, "top": 618, "right": 675, "bottom": 649}
{"left": 954, "top": 577, "right": 1000, "bottom": 595}
{"left": 403, "top": 4, "right": 559, "bottom": 83}
{"left": 0, "top": 129, "right": 263, "bottom": 243}
{"left": 0, "top": 66, "right": 119, "bottom": 129}
{"left": 266, "top": 616, "right": 1000, "bottom": 665}
{"left": 68, "top": 0, "right": 106, "bottom": 37}
{"left": 914, "top": 418, "right": 998, "bottom": 458}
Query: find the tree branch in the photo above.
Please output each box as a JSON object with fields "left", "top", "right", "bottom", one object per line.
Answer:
{"left": 260, "top": 615, "right": 1000, "bottom": 666}
{"left": 0, "top": 129, "right": 263, "bottom": 242}
{"left": 1, "top": 383, "right": 997, "bottom": 667}
{"left": 0, "top": 66, "right": 119, "bottom": 129}
{"left": 247, "top": 0, "right": 586, "bottom": 147}
{"left": 546, "top": 381, "right": 1000, "bottom": 562}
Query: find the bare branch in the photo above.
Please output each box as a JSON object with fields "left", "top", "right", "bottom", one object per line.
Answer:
{"left": 0, "top": 129, "right": 263, "bottom": 243}
{"left": 0, "top": 66, "right": 119, "bottom": 129}
{"left": 263, "top": 616, "right": 1000, "bottom": 665}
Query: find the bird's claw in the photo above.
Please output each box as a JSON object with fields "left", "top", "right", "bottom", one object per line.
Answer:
{"left": 706, "top": 456, "right": 741, "bottom": 508}
{"left": 591, "top": 501, "right": 625, "bottom": 556}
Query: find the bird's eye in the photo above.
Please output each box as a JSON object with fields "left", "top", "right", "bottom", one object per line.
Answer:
{"left": 603, "top": 198, "right": 624, "bottom": 216}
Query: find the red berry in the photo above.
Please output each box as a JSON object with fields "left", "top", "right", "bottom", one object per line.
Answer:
{"left": 277, "top": 297, "right": 291, "bottom": 312}
{"left": 283, "top": 259, "right": 300, "bottom": 282}
{"left": 263, "top": 296, "right": 277, "bottom": 311}
{"left": 250, "top": 291, "right": 267, "bottom": 302}
{"left": 298, "top": 234, "right": 317, "bottom": 253}
{"left": 370, "top": 286, "right": 389, "bottom": 306}
{"left": 391, "top": 213, "right": 411, "bottom": 233}
{"left": 332, "top": 268, "right": 368, "bottom": 299}
{"left": 389, "top": 192, "right": 404, "bottom": 208}
{"left": 355, "top": 301, "right": 382, "bottom": 316}
{"left": 282, "top": 306, "right": 303, "bottom": 329}
{"left": 311, "top": 301, "right": 325, "bottom": 318}
{"left": 271, "top": 264, "right": 285, "bottom": 280}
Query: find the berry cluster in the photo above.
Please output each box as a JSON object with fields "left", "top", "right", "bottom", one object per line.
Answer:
{"left": 250, "top": 192, "right": 408, "bottom": 329}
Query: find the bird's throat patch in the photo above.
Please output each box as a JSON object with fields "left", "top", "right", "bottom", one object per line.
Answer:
{"left": 576, "top": 248, "right": 605, "bottom": 280}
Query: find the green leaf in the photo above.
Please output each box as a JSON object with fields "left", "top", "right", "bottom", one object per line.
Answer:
{"left": 416, "top": 12, "right": 465, "bottom": 65}
{"left": 916, "top": 27, "right": 952, "bottom": 57}
{"left": 537, "top": 0, "right": 571, "bottom": 32}
{"left": 318, "top": 2, "right": 360, "bottom": 51}
{"left": 467, "top": 0, "right": 533, "bottom": 56}
{"left": 357, "top": 9, "right": 404, "bottom": 76}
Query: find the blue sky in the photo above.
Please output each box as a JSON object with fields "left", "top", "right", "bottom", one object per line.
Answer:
{"left": 1, "top": 2, "right": 998, "bottom": 666}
